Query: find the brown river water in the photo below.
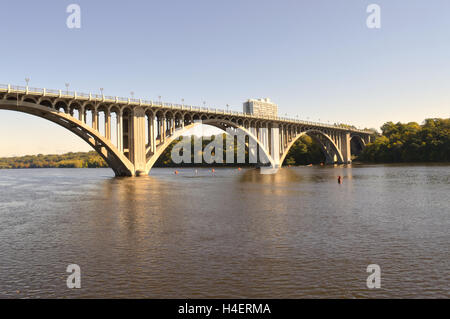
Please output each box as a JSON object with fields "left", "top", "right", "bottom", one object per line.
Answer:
{"left": 0, "top": 164, "right": 448, "bottom": 298}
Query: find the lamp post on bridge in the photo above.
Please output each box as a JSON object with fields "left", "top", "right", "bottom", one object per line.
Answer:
{"left": 226, "top": 104, "right": 229, "bottom": 112}
{"left": 65, "top": 83, "right": 70, "bottom": 95}
{"left": 100, "top": 88, "right": 104, "bottom": 97}
{"left": 25, "top": 77, "right": 30, "bottom": 92}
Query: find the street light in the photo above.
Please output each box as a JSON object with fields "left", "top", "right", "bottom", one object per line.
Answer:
{"left": 226, "top": 104, "right": 229, "bottom": 112}
{"left": 130, "top": 91, "right": 134, "bottom": 101}
{"left": 100, "top": 88, "right": 104, "bottom": 96}
{"left": 25, "top": 77, "right": 30, "bottom": 89}
{"left": 65, "top": 83, "right": 70, "bottom": 95}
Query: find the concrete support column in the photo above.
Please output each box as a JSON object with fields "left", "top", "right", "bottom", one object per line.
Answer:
{"left": 117, "top": 112, "right": 123, "bottom": 152}
{"left": 151, "top": 116, "right": 156, "bottom": 153}
{"left": 271, "top": 123, "right": 280, "bottom": 167}
{"left": 79, "top": 107, "right": 85, "bottom": 123}
{"left": 162, "top": 117, "right": 166, "bottom": 143}
{"left": 92, "top": 110, "right": 98, "bottom": 131}
{"left": 341, "top": 132, "right": 352, "bottom": 164}
{"left": 105, "top": 111, "right": 111, "bottom": 140}
{"left": 280, "top": 129, "right": 284, "bottom": 155}
{"left": 251, "top": 126, "right": 257, "bottom": 138}
{"left": 131, "top": 107, "right": 147, "bottom": 174}
{"left": 268, "top": 125, "right": 272, "bottom": 156}
{"left": 264, "top": 123, "right": 269, "bottom": 151}
{"left": 258, "top": 124, "right": 264, "bottom": 150}
{"left": 147, "top": 115, "right": 152, "bottom": 148}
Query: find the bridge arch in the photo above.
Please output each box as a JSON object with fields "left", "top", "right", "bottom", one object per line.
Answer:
{"left": 0, "top": 99, "right": 135, "bottom": 176}
{"left": 279, "top": 129, "right": 344, "bottom": 166}
{"left": 144, "top": 118, "right": 275, "bottom": 174}
{"left": 39, "top": 99, "right": 53, "bottom": 108}
{"left": 23, "top": 97, "right": 38, "bottom": 104}
{"left": 350, "top": 134, "right": 365, "bottom": 157}
{"left": 351, "top": 134, "right": 366, "bottom": 148}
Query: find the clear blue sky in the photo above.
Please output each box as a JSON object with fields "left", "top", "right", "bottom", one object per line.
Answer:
{"left": 1, "top": 0, "right": 449, "bottom": 156}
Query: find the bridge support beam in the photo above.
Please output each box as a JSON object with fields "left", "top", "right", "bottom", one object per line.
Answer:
{"left": 131, "top": 107, "right": 147, "bottom": 175}
{"left": 270, "top": 124, "right": 280, "bottom": 167}
{"left": 340, "top": 132, "right": 352, "bottom": 164}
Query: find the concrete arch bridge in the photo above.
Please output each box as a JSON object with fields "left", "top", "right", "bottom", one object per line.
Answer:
{"left": 0, "top": 84, "right": 372, "bottom": 176}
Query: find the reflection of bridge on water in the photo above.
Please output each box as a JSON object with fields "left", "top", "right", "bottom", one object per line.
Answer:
{"left": 0, "top": 84, "right": 372, "bottom": 176}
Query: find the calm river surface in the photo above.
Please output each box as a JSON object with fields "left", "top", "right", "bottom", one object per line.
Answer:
{"left": 0, "top": 164, "right": 449, "bottom": 298}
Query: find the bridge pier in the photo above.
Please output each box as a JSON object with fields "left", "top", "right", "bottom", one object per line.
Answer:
{"left": 340, "top": 132, "right": 352, "bottom": 164}
{"left": 128, "top": 107, "right": 147, "bottom": 175}
{"left": 270, "top": 124, "right": 281, "bottom": 168}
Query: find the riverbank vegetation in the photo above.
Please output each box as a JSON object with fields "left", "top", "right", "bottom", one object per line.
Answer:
{"left": 282, "top": 135, "right": 325, "bottom": 165}
{"left": 0, "top": 151, "right": 107, "bottom": 169}
{"left": 357, "top": 118, "right": 450, "bottom": 163}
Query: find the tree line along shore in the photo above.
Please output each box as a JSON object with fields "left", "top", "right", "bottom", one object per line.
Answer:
{"left": 0, "top": 118, "right": 448, "bottom": 169}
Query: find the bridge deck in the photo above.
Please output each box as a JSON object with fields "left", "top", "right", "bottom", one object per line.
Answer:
{"left": 0, "top": 84, "right": 371, "bottom": 134}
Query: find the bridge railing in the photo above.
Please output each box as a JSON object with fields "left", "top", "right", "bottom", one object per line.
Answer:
{"left": 46, "top": 89, "right": 61, "bottom": 95}
{"left": 0, "top": 83, "right": 372, "bottom": 134}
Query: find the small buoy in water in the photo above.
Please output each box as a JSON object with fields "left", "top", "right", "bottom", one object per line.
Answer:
{"left": 211, "top": 168, "right": 215, "bottom": 173}
{"left": 337, "top": 176, "right": 342, "bottom": 184}
{"left": 320, "top": 163, "right": 324, "bottom": 166}
{"left": 238, "top": 167, "right": 241, "bottom": 171}
{"left": 174, "top": 170, "right": 179, "bottom": 175}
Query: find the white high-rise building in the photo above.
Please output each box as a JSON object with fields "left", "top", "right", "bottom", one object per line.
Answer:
{"left": 243, "top": 98, "right": 278, "bottom": 117}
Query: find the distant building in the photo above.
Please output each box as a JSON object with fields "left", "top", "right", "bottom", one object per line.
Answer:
{"left": 243, "top": 98, "right": 278, "bottom": 117}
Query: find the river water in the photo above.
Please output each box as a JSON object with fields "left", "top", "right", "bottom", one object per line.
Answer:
{"left": 0, "top": 165, "right": 448, "bottom": 298}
